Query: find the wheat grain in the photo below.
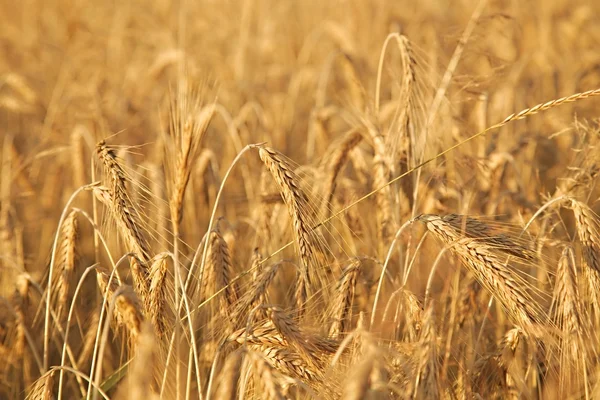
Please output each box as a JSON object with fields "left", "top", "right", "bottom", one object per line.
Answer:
{"left": 367, "top": 122, "right": 394, "bottom": 254}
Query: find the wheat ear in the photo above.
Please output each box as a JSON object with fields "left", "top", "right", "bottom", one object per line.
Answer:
{"left": 320, "top": 129, "right": 363, "bottom": 219}
{"left": 258, "top": 147, "right": 317, "bottom": 316}
{"left": 95, "top": 266, "right": 144, "bottom": 341}
{"left": 148, "top": 253, "right": 170, "bottom": 337}
{"left": 250, "top": 350, "right": 286, "bottom": 400}
{"left": 205, "top": 224, "right": 240, "bottom": 316}
{"left": 569, "top": 199, "right": 600, "bottom": 324}
{"left": 413, "top": 304, "right": 440, "bottom": 399}
{"left": 418, "top": 214, "right": 541, "bottom": 329}
{"left": 91, "top": 185, "right": 150, "bottom": 302}
{"left": 551, "top": 246, "right": 590, "bottom": 396}
{"left": 329, "top": 259, "right": 360, "bottom": 339}
{"left": 95, "top": 143, "right": 151, "bottom": 301}
{"left": 54, "top": 210, "right": 79, "bottom": 319}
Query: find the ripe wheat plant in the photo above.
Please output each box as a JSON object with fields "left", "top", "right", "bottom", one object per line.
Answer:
{"left": 2, "top": 0, "right": 600, "bottom": 399}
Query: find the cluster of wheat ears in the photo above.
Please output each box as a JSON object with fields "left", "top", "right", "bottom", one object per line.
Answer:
{"left": 2, "top": 0, "right": 600, "bottom": 399}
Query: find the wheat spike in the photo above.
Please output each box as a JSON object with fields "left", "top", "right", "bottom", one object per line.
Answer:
{"left": 232, "top": 261, "right": 281, "bottom": 327}
{"left": 91, "top": 184, "right": 151, "bottom": 302}
{"left": 320, "top": 129, "right": 363, "bottom": 219}
{"left": 250, "top": 350, "right": 286, "bottom": 400}
{"left": 329, "top": 259, "right": 360, "bottom": 339}
{"left": 413, "top": 304, "right": 440, "bottom": 400}
{"left": 418, "top": 214, "right": 542, "bottom": 329}
{"left": 252, "top": 344, "right": 320, "bottom": 382}
{"left": 204, "top": 224, "right": 240, "bottom": 317}
{"left": 258, "top": 146, "right": 318, "bottom": 316}
{"left": 94, "top": 143, "right": 151, "bottom": 302}
{"left": 147, "top": 252, "right": 170, "bottom": 337}
{"left": 96, "top": 266, "right": 143, "bottom": 340}
{"left": 25, "top": 370, "right": 55, "bottom": 400}
{"left": 569, "top": 199, "right": 600, "bottom": 325}
{"left": 54, "top": 210, "right": 79, "bottom": 319}
{"left": 168, "top": 101, "right": 214, "bottom": 227}
{"left": 551, "top": 246, "right": 590, "bottom": 396}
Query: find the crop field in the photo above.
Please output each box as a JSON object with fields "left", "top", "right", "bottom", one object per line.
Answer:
{"left": 1, "top": 0, "right": 600, "bottom": 398}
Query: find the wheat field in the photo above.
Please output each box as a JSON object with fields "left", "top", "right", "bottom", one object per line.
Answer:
{"left": 2, "top": 0, "right": 600, "bottom": 399}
